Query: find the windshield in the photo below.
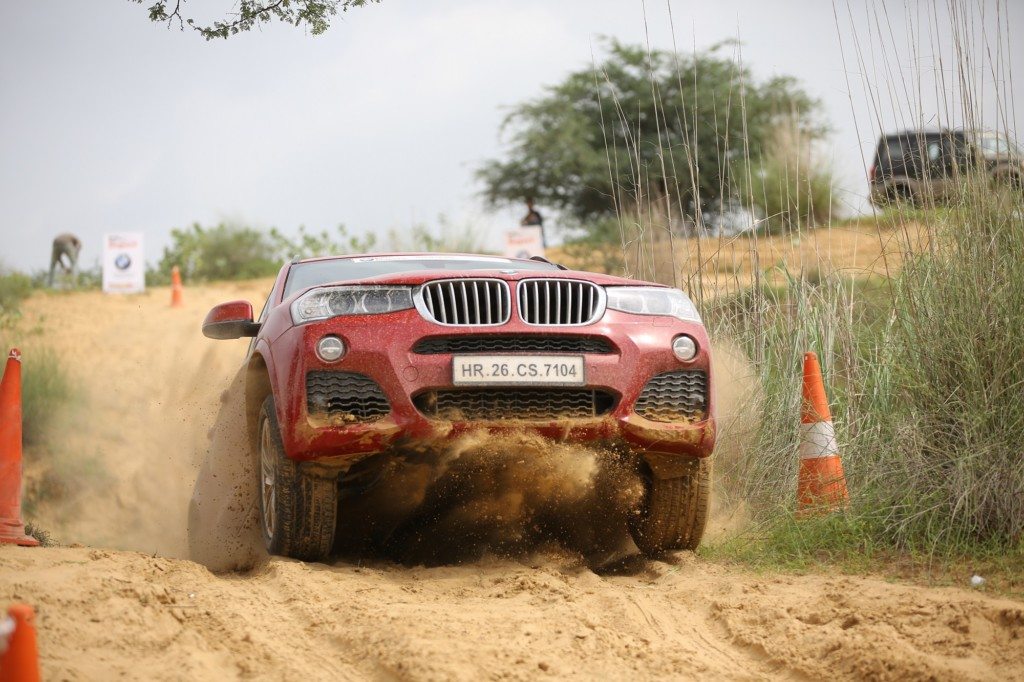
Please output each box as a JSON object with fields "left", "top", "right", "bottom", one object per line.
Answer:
{"left": 977, "top": 134, "right": 1019, "bottom": 157}
{"left": 284, "top": 255, "right": 559, "bottom": 298}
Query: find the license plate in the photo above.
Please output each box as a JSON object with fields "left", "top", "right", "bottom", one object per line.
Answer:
{"left": 452, "top": 355, "right": 585, "bottom": 386}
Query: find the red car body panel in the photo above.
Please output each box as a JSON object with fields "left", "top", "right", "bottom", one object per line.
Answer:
{"left": 239, "top": 255, "right": 715, "bottom": 474}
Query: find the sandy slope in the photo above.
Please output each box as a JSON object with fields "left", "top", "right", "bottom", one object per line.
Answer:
{"left": 17, "top": 280, "right": 268, "bottom": 556}
{"left": 2, "top": 280, "right": 1023, "bottom": 680}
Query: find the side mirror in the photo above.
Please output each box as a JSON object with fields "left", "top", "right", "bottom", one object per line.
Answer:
{"left": 202, "top": 300, "right": 260, "bottom": 339}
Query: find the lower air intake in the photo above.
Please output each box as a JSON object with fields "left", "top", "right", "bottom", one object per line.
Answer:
{"left": 414, "top": 389, "right": 615, "bottom": 421}
{"left": 306, "top": 371, "right": 391, "bottom": 422}
{"left": 634, "top": 370, "right": 708, "bottom": 422}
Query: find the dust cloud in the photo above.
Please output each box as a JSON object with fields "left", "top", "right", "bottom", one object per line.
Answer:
{"left": 333, "top": 431, "right": 644, "bottom": 569}
{"left": 705, "top": 337, "right": 762, "bottom": 539}
{"left": 187, "top": 369, "right": 265, "bottom": 572}
{"left": 18, "top": 283, "right": 266, "bottom": 559}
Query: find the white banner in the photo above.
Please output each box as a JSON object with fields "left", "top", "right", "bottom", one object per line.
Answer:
{"left": 504, "top": 226, "right": 545, "bottom": 260}
{"left": 102, "top": 232, "right": 145, "bottom": 294}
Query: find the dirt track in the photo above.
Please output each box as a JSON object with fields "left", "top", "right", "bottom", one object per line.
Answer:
{"left": 6, "top": 545, "right": 1024, "bottom": 680}
{"left": 3, "top": 280, "right": 1024, "bottom": 680}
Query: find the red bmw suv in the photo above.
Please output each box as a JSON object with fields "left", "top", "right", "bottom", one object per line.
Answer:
{"left": 202, "top": 253, "right": 715, "bottom": 561}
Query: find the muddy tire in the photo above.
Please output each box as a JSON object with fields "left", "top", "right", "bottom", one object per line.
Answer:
{"left": 258, "top": 395, "right": 337, "bottom": 562}
{"left": 629, "top": 458, "right": 711, "bottom": 555}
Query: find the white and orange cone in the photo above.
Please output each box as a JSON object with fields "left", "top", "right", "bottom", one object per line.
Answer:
{"left": 0, "top": 603, "right": 41, "bottom": 682}
{"left": 797, "top": 352, "right": 849, "bottom": 515}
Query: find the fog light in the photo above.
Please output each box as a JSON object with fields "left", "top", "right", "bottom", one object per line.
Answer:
{"left": 672, "top": 335, "right": 698, "bottom": 362}
{"left": 316, "top": 336, "right": 346, "bottom": 362}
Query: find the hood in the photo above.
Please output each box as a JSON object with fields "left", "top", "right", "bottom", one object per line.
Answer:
{"left": 303, "top": 268, "right": 665, "bottom": 291}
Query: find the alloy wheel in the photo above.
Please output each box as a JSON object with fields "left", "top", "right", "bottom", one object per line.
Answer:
{"left": 259, "top": 418, "right": 276, "bottom": 541}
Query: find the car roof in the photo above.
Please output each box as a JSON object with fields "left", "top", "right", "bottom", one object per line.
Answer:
{"left": 290, "top": 252, "right": 552, "bottom": 266}
{"left": 881, "top": 128, "right": 963, "bottom": 140}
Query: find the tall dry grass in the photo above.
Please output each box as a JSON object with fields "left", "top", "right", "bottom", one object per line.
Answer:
{"left": 738, "top": 116, "right": 838, "bottom": 235}
{"left": 591, "top": 0, "right": 1024, "bottom": 556}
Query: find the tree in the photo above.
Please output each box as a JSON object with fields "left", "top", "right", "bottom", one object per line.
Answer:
{"left": 477, "top": 40, "right": 824, "bottom": 231}
{"left": 133, "top": 0, "right": 379, "bottom": 40}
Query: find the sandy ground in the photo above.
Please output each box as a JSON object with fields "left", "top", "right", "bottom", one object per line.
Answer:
{"left": 550, "top": 221, "right": 929, "bottom": 292}
{"left": 2, "top": 276, "right": 1023, "bottom": 680}
{"left": 5, "top": 545, "right": 1024, "bottom": 681}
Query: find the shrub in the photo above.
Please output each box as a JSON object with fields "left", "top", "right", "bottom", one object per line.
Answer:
{"left": 151, "top": 222, "right": 379, "bottom": 284}
{"left": 153, "top": 222, "right": 281, "bottom": 283}
{"left": 20, "top": 347, "right": 72, "bottom": 447}
{"left": 0, "top": 269, "right": 32, "bottom": 325}
{"left": 0, "top": 338, "right": 72, "bottom": 447}
{"left": 270, "top": 224, "right": 377, "bottom": 261}
{"left": 387, "top": 216, "right": 488, "bottom": 254}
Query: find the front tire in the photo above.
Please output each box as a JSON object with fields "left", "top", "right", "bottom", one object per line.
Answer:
{"left": 258, "top": 395, "right": 337, "bottom": 561}
{"left": 629, "top": 457, "right": 711, "bottom": 555}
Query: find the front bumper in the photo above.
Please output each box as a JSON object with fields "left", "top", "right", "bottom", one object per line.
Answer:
{"left": 269, "top": 309, "right": 715, "bottom": 466}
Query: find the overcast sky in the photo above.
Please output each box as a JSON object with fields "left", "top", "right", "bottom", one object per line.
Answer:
{"left": 1, "top": 1, "right": 1021, "bottom": 273}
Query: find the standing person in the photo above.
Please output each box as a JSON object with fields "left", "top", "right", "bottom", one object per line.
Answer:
{"left": 520, "top": 198, "right": 545, "bottom": 247}
{"left": 48, "top": 233, "right": 82, "bottom": 287}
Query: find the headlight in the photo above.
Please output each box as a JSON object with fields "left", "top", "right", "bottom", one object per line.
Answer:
{"left": 605, "top": 286, "right": 702, "bottom": 323}
{"left": 290, "top": 286, "right": 414, "bottom": 324}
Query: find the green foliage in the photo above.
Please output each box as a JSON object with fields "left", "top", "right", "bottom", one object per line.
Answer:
{"left": 0, "top": 338, "right": 72, "bottom": 447}
{"left": 0, "top": 268, "right": 32, "bottom": 326}
{"left": 152, "top": 222, "right": 376, "bottom": 284}
{"left": 559, "top": 217, "right": 628, "bottom": 275}
{"left": 737, "top": 120, "right": 837, "bottom": 234}
{"left": 20, "top": 347, "right": 73, "bottom": 447}
{"left": 386, "top": 216, "right": 488, "bottom": 254}
{"left": 134, "top": 0, "right": 379, "bottom": 40}
{"left": 155, "top": 222, "right": 281, "bottom": 283}
{"left": 704, "top": 512, "right": 890, "bottom": 572}
{"left": 478, "top": 40, "right": 823, "bottom": 230}
{"left": 704, "top": 512, "right": 1024, "bottom": 594}
{"left": 0, "top": 268, "right": 73, "bottom": 446}
{"left": 152, "top": 217, "right": 495, "bottom": 284}
{"left": 30, "top": 266, "right": 102, "bottom": 291}
{"left": 270, "top": 225, "right": 376, "bottom": 261}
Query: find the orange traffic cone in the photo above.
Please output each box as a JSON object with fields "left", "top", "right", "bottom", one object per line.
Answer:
{"left": 797, "top": 352, "right": 849, "bottom": 515}
{"left": 170, "top": 266, "right": 184, "bottom": 308}
{"left": 0, "top": 604, "right": 41, "bottom": 682}
{"left": 0, "top": 350, "right": 38, "bottom": 547}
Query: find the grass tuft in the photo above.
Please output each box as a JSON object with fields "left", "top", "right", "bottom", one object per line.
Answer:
{"left": 23, "top": 522, "right": 55, "bottom": 547}
{"left": 18, "top": 347, "right": 73, "bottom": 447}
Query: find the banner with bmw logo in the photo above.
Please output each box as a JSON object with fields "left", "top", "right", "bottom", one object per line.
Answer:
{"left": 102, "top": 232, "right": 145, "bottom": 294}
{"left": 503, "top": 226, "right": 545, "bottom": 260}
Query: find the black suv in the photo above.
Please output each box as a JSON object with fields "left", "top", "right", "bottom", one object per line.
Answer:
{"left": 869, "top": 129, "right": 1022, "bottom": 205}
